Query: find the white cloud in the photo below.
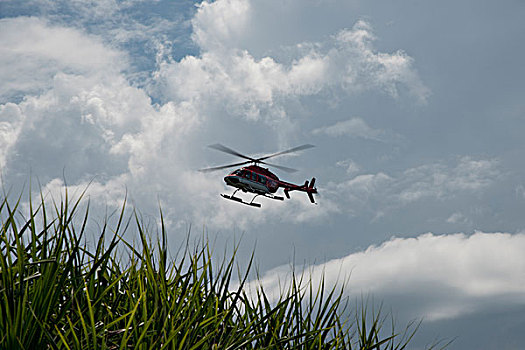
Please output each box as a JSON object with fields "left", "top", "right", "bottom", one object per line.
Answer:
{"left": 397, "top": 157, "right": 501, "bottom": 203}
{"left": 336, "top": 159, "right": 361, "bottom": 175}
{"left": 0, "top": 17, "right": 125, "bottom": 101}
{"left": 39, "top": 176, "right": 128, "bottom": 209}
{"left": 251, "top": 231, "right": 525, "bottom": 321}
{"left": 192, "top": 0, "right": 252, "bottom": 51}
{"left": 154, "top": 49, "right": 328, "bottom": 125}
{"left": 0, "top": 103, "right": 25, "bottom": 170}
{"left": 155, "top": 17, "right": 429, "bottom": 128}
{"left": 325, "top": 157, "right": 501, "bottom": 218}
{"left": 446, "top": 212, "right": 470, "bottom": 225}
{"left": 190, "top": 0, "right": 358, "bottom": 59}
{"left": 330, "top": 172, "right": 392, "bottom": 216}
{"left": 312, "top": 117, "right": 398, "bottom": 142}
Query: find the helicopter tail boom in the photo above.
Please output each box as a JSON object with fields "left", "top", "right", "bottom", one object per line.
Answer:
{"left": 282, "top": 177, "right": 317, "bottom": 204}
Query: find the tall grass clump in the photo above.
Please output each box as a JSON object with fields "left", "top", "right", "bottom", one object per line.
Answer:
{"left": 0, "top": 188, "right": 437, "bottom": 349}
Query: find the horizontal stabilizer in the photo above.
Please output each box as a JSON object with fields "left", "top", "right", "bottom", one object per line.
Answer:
{"left": 308, "top": 192, "right": 315, "bottom": 203}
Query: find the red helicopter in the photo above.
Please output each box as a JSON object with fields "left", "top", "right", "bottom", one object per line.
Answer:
{"left": 199, "top": 143, "right": 318, "bottom": 208}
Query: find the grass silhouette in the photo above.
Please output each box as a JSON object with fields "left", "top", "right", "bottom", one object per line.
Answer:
{"left": 0, "top": 187, "right": 441, "bottom": 349}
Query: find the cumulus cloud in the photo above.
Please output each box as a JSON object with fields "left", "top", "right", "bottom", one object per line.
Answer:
{"left": 0, "top": 103, "right": 25, "bottom": 169}
{"left": 39, "top": 176, "right": 128, "bottom": 209}
{"left": 250, "top": 231, "right": 525, "bottom": 321}
{"left": 0, "top": 17, "right": 133, "bottom": 172}
{"left": 0, "top": 17, "right": 125, "bottom": 101}
{"left": 1, "top": 0, "right": 431, "bottom": 231}
{"left": 0, "top": 18, "right": 198, "bottom": 218}
{"left": 192, "top": 0, "right": 252, "bottom": 51}
{"left": 155, "top": 17, "right": 430, "bottom": 127}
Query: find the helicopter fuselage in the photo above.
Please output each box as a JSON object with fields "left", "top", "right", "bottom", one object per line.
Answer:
{"left": 222, "top": 164, "right": 317, "bottom": 205}
{"left": 223, "top": 165, "right": 280, "bottom": 195}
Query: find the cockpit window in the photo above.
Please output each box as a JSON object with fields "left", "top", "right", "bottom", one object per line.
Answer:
{"left": 244, "top": 171, "right": 251, "bottom": 178}
{"left": 233, "top": 170, "right": 242, "bottom": 175}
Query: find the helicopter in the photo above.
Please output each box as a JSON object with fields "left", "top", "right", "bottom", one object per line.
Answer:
{"left": 199, "top": 143, "right": 318, "bottom": 208}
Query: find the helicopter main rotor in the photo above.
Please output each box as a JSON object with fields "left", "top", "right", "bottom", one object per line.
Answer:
{"left": 198, "top": 143, "right": 314, "bottom": 173}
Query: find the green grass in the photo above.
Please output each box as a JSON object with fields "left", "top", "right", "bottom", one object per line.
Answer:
{"left": 0, "top": 187, "right": 442, "bottom": 349}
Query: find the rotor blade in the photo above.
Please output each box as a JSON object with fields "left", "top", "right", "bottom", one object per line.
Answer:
{"left": 198, "top": 160, "right": 251, "bottom": 173}
{"left": 208, "top": 143, "right": 255, "bottom": 161}
{"left": 258, "top": 144, "right": 315, "bottom": 161}
{"left": 260, "top": 161, "right": 298, "bottom": 173}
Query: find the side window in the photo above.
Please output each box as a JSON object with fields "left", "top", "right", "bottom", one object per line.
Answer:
{"left": 252, "top": 172, "right": 257, "bottom": 181}
{"left": 244, "top": 171, "right": 251, "bottom": 179}
{"left": 260, "top": 175, "right": 266, "bottom": 184}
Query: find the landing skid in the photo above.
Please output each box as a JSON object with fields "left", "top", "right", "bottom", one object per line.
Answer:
{"left": 266, "top": 194, "right": 284, "bottom": 201}
{"left": 221, "top": 190, "right": 284, "bottom": 208}
{"left": 221, "top": 193, "right": 261, "bottom": 207}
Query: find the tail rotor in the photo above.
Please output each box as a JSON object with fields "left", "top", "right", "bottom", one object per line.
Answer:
{"left": 307, "top": 177, "right": 317, "bottom": 204}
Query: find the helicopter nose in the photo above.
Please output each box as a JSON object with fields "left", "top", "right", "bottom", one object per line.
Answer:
{"left": 224, "top": 176, "right": 239, "bottom": 185}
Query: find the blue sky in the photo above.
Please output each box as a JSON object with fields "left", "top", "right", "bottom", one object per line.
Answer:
{"left": 1, "top": 0, "right": 525, "bottom": 348}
